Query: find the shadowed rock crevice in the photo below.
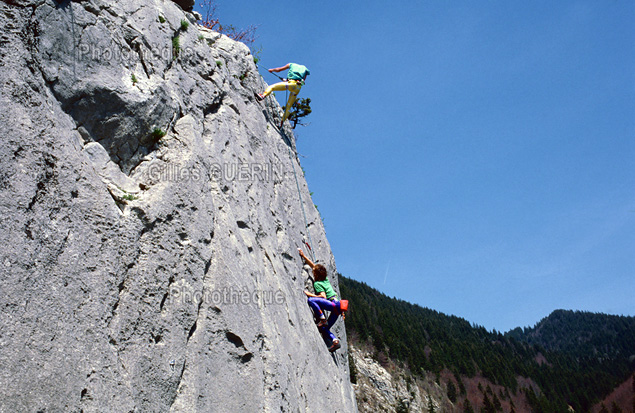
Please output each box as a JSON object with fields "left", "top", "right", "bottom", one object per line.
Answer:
{"left": 56, "top": 84, "right": 178, "bottom": 174}
{"left": 25, "top": 154, "right": 57, "bottom": 212}
{"left": 226, "top": 331, "right": 244, "bottom": 348}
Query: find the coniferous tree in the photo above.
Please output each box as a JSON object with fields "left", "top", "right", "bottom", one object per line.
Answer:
{"left": 492, "top": 393, "right": 502, "bottom": 412}
{"left": 447, "top": 380, "right": 458, "bottom": 403}
{"left": 348, "top": 352, "right": 357, "bottom": 384}
{"left": 456, "top": 374, "right": 467, "bottom": 396}
{"left": 610, "top": 401, "right": 622, "bottom": 413}
{"left": 482, "top": 393, "right": 496, "bottom": 413}
{"left": 288, "top": 98, "right": 312, "bottom": 128}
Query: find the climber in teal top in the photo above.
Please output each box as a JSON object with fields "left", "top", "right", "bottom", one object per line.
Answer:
{"left": 257, "top": 63, "right": 310, "bottom": 127}
{"left": 298, "top": 248, "right": 348, "bottom": 353}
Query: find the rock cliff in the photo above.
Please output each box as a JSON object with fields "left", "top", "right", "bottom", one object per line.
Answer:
{"left": 0, "top": 0, "right": 356, "bottom": 411}
{"left": 350, "top": 343, "right": 451, "bottom": 412}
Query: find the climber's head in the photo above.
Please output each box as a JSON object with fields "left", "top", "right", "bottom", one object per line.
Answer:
{"left": 313, "top": 264, "right": 327, "bottom": 281}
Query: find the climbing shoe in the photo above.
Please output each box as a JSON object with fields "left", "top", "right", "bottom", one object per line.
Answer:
{"left": 256, "top": 93, "right": 265, "bottom": 101}
{"left": 329, "top": 339, "right": 341, "bottom": 353}
{"left": 317, "top": 318, "right": 328, "bottom": 328}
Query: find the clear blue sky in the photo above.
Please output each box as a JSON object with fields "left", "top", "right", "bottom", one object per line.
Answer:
{"left": 195, "top": 1, "right": 635, "bottom": 332}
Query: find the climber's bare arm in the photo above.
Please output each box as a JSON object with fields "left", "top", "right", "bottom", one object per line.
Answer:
{"left": 268, "top": 63, "right": 290, "bottom": 73}
{"left": 304, "top": 290, "right": 327, "bottom": 299}
{"left": 298, "top": 248, "right": 316, "bottom": 270}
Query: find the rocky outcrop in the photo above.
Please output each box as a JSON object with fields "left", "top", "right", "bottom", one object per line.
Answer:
{"left": 350, "top": 343, "right": 451, "bottom": 412}
{"left": 0, "top": 0, "right": 355, "bottom": 411}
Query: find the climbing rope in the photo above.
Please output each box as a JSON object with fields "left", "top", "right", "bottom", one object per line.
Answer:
{"left": 271, "top": 72, "right": 285, "bottom": 82}
{"left": 286, "top": 133, "right": 317, "bottom": 263}
{"left": 257, "top": 70, "right": 317, "bottom": 263}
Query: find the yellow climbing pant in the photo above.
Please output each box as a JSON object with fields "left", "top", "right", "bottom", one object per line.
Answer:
{"left": 262, "top": 80, "right": 302, "bottom": 123}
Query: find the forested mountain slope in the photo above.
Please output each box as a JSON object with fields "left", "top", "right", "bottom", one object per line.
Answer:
{"left": 341, "top": 276, "right": 634, "bottom": 412}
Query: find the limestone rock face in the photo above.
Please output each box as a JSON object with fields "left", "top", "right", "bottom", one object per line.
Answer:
{"left": 0, "top": 0, "right": 356, "bottom": 411}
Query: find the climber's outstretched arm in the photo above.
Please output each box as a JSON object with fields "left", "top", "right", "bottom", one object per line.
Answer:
{"left": 298, "top": 248, "right": 316, "bottom": 270}
{"left": 269, "top": 63, "right": 290, "bottom": 73}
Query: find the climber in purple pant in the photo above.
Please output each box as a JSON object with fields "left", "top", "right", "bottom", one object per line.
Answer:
{"left": 298, "top": 248, "right": 349, "bottom": 352}
{"left": 306, "top": 296, "right": 341, "bottom": 344}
